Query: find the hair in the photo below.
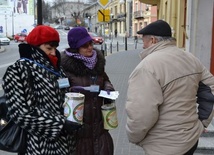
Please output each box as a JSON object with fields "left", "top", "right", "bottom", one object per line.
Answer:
{"left": 152, "top": 35, "right": 176, "bottom": 42}
{"left": 45, "top": 41, "right": 59, "bottom": 47}
{"left": 67, "top": 48, "right": 78, "bottom": 53}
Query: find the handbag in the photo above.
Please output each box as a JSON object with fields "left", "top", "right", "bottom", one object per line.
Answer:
{"left": 0, "top": 95, "right": 27, "bottom": 153}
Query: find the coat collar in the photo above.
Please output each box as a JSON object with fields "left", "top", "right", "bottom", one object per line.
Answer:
{"left": 61, "top": 48, "right": 105, "bottom": 76}
{"left": 18, "top": 43, "right": 61, "bottom": 70}
{"left": 139, "top": 40, "right": 176, "bottom": 60}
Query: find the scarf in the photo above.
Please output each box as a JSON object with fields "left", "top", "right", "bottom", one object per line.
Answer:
{"left": 65, "top": 50, "right": 97, "bottom": 70}
{"left": 48, "top": 55, "right": 58, "bottom": 68}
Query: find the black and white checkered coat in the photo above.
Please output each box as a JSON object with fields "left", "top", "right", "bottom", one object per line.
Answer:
{"left": 2, "top": 44, "right": 76, "bottom": 155}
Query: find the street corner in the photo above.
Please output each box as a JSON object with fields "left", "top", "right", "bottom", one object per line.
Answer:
{"left": 0, "top": 46, "right": 5, "bottom": 53}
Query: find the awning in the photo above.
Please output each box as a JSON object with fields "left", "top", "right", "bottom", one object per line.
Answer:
{"left": 139, "top": 0, "right": 159, "bottom": 5}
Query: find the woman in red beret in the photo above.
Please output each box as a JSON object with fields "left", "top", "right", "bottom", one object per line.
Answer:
{"left": 2, "top": 25, "right": 80, "bottom": 155}
{"left": 61, "top": 27, "right": 115, "bottom": 155}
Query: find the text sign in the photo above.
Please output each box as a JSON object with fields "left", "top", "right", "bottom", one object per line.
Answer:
{"left": 97, "top": 9, "right": 110, "bottom": 22}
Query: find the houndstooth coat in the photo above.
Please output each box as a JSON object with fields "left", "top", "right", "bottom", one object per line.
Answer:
{"left": 2, "top": 43, "right": 76, "bottom": 155}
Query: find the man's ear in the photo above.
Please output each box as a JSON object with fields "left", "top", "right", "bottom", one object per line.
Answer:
{"left": 151, "top": 36, "right": 157, "bottom": 44}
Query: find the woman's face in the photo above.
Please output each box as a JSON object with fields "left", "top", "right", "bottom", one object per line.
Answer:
{"left": 79, "top": 41, "right": 94, "bottom": 57}
{"left": 39, "top": 44, "right": 57, "bottom": 56}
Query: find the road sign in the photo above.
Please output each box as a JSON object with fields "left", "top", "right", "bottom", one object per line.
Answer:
{"left": 22, "top": 29, "right": 27, "bottom": 33}
{"left": 0, "top": 26, "right": 3, "bottom": 33}
{"left": 98, "top": 0, "right": 111, "bottom": 9}
{"left": 97, "top": 9, "right": 110, "bottom": 22}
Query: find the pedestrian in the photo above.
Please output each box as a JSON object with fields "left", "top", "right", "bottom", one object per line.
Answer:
{"left": 61, "top": 27, "right": 115, "bottom": 155}
{"left": 114, "top": 29, "right": 117, "bottom": 38}
{"left": 2, "top": 25, "right": 81, "bottom": 155}
{"left": 17, "top": 0, "right": 22, "bottom": 14}
{"left": 125, "top": 20, "right": 214, "bottom": 155}
{"left": 22, "top": 0, "right": 28, "bottom": 14}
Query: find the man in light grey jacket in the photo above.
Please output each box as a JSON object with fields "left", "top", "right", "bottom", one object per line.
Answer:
{"left": 125, "top": 20, "right": 214, "bottom": 155}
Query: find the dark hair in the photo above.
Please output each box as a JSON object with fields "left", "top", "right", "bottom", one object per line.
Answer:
{"left": 67, "top": 48, "right": 78, "bottom": 53}
{"left": 45, "top": 41, "right": 59, "bottom": 47}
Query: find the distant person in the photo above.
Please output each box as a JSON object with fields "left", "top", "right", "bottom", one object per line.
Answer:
{"left": 114, "top": 29, "right": 117, "bottom": 38}
{"left": 3, "top": 25, "right": 81, "bottom": 155}
{"left": 17, "top": 0, "right": 22, "bottom": 14}
{"left": 61, "top": 27, "right": 115, "bottom": 155}
{"left": 22, "top": 0, "right": 28, "bottom": 14}
{"left": 95, "top": 26, "right": 97, "bottom": 33}
{"left": 125, "top": 20, "right": 214, "bottom": 155}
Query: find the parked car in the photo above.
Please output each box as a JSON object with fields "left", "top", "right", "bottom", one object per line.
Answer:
{"left": 88, "top": 32, "right": 104, "bottom": 44}
{"left": 14, "top": 33, "right": 27, "bottom": 42}
{"left": 54, "top": 25, "right": 64, "bottom": 29}
{"left": 0, "top": 35, "right": 10, "bottom": 45}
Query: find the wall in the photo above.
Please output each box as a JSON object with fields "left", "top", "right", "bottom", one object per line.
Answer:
{"left": 0, "top": 0, "right": 34, "bottom": 36}
{"left": 0, "top": 13, "right": 34, "bottom": 36}
{"left": 186, "top": 0, "right": 213, "bottom": 69}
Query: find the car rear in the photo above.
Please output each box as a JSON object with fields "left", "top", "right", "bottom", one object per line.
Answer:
{"left": 0, "top": 35, "right": 10, "bottom": 45}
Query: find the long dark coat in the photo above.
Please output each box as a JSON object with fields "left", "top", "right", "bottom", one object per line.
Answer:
{"left": 2, "top": 43, "right": 76, "bottom": 155}
{"left": 61, "top": 48, "right": 114, "bottom": 155}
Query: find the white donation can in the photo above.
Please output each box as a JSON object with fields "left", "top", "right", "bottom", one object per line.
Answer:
{"left": 64, "top": 92, "right": 85, "bottom": 124}
{"left": 101, "top": 102, "right": 118, "bottom": 130}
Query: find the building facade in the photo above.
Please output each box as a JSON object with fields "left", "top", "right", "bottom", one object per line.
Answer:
{"left": 139, "top": 0, "right": 214, "bottom": 74}
{"left": 132, "top": 1, "right": 157, "bottom": 37}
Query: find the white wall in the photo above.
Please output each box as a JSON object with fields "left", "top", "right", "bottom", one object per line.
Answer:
{"left": 186, "top": 0, "right": 213, "bottom": 69}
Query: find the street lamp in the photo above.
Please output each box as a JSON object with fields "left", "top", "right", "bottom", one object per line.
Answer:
{"left": 11, "top": 11, "right": 14, "bottom": 37}
{"left": 37, "top": 0, "right": 43, "bottom": 25}
{"left": 120, "top": 0, "right": 128, "bottom": 50}
{"left": 5, "top": 13, "right": 8, "bottom": 37}
{"left": 124, "top": 0, "right": 127, "bottom": 50}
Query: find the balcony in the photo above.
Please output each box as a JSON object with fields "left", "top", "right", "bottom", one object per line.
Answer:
{"left": 134, "top": 10, "right": 144, "bottom": 19}
{"left": 116, "top": 13, "right": 126, "bottom": 21}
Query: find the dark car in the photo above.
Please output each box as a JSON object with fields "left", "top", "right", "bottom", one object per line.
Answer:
{"left": 14, "top": 33, "right": 27, "bottom": 42}
{"left": 88, "top": 32, "right": 104, "bottom": 44}
{"left": 64, "top": 26, "right": 70, "bottom": 30}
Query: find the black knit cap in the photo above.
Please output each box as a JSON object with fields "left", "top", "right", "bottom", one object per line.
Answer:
{"left": 137, "top": 20, "right": 172, "bottom": 37}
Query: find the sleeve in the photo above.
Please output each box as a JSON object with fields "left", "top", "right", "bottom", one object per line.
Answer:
{"left": 197, "top": 66, "right": 214, "bottom": 128}
{"left": 125, "top": 66, "right": 163, "bottom": 144}
{"left": 2, "top": 61, "right": 65, "bottom": 140}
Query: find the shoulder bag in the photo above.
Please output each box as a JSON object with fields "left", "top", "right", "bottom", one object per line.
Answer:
{"left": 0, "top": 95, "right": 27, "bottom": 152}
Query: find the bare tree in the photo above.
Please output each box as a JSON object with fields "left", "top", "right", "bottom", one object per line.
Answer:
{"left": 51, "top": 0, "right": 87, "bottom": 26}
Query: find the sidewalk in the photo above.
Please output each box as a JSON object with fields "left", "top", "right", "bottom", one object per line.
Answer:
{"left": 105, "top": 49, "right": 145, "bottom": 155}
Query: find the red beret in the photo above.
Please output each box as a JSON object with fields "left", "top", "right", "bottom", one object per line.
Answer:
{"left": 27, "top": 25, "right": 60, "bottom": 46}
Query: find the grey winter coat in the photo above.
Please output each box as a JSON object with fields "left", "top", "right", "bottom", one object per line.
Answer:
{"left": 2, "top": 43, "right": 76, "bottom": 155}
{"left": 61, "top": 48, "right": 114, "bottom": 155}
